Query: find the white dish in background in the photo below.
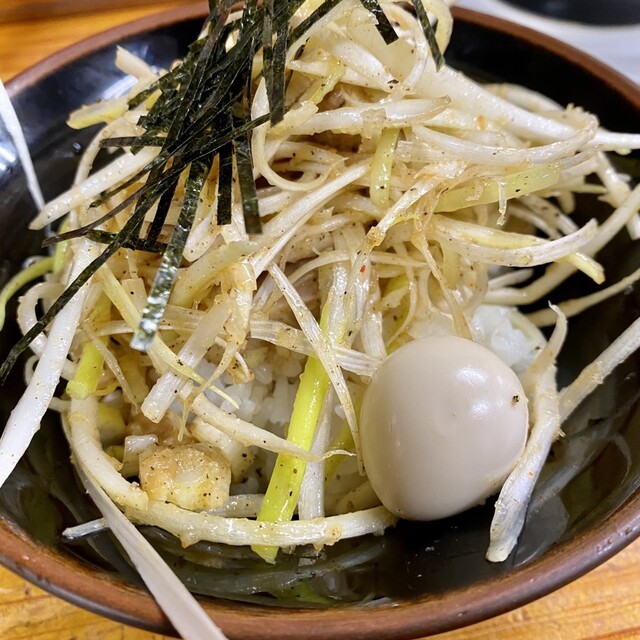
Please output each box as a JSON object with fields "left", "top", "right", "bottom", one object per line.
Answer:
{"left": 457, "top": 0, "right": 640, "bottom": 84}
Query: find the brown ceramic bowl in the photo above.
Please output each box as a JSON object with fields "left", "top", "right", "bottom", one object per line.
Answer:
{"left": 1, "top": 6, "right": 640, "bottom": 639}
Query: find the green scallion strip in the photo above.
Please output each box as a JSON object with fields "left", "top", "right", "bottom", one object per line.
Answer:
{"left": 0, "top": 257, "right": 54, "bottom": 332}
{"left": 66, "top": 341, "right": 104, "bottom": 400}
{"left": 66, "top": 295, "right": 111, "bottom": 400}
{"left": 252, "top": 302, "right": 332, "bottom": 563}
{"left": 253, "top": 356, "right": 330, "bottom": 562}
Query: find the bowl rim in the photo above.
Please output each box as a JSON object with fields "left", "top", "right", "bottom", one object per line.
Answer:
{"left": 2, "top": 5, "right": 640, "bottom": 639}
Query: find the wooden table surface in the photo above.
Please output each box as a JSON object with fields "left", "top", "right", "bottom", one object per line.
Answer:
{"left": 1, "top": 3, "right": 640, "bottom": 639}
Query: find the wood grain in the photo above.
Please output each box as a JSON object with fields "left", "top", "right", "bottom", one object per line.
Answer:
{"left": 1, "top": 539, "right": 640, "bottom": 639}
{"left": 0, "top": 0, "right": 198, "bottom": 23}
{"left": 0, "top": 1, "right": 205, "bottom": 81}
{"left": 1, "top": 4, "right": 640, "bottom": 639}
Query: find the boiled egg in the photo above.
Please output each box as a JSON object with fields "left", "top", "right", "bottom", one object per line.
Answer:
{"left": 360, "top": 335, "right": 528, "bottom": 520}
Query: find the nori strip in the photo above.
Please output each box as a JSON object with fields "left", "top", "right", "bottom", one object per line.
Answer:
{"left": 87, "top": 230, "right": 167, "bottom": 254}
{"left": 289, "top": 0, "right": 342, "bottom": 46}
{"left": 144, "top": 178, "right": 179, "bottom": 245}
{"left": 269, "top": 7, "right": 289, "bottom": 125}
{"left": 99, "top": 136, "right": 166, "bottom": 149}
{"left": 217, "top": 140, "right": 234, "bottom": 226}
{"left": 410, "top": 0, "right": 444, "bottom": 70}
{"left": 131, "top": 156, "right": 211, "bottom": 351}
{"left": 358, "top": 0, "right": 399, "bottom": 44}
{"left": 45, "top": 112, "right": 270, "bottom": 247}
{"left": 233, "top": 128, "right": 261, "bottom": 234}
{"left": 262, "top": 0, "right": 275, "bottom": 118}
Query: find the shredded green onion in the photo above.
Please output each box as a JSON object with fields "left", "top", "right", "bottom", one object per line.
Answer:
{"left": 0, "top": 257, "right": 53, "bottom": 332}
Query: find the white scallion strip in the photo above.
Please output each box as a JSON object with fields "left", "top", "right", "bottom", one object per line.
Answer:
{"left": 268, "top": 264, "right": 358, "bottom": 441}
{"left": 416, "top": 65, "right": 582, "bottom": 142}
{"left": 68, "top": 397, "right": 147, "bottom": 510}
{"left": 141, "top": 300, "right": 232, "bottom": 422}
{"left": 488, "top": 268, "right": 535, "bottom": 290}
{"left": 16, "top": 282, "right": 66, "bottom": 361}
{"left": 115, "top": 46, "right": 158, "bottom": 82}
{"left": 250, "top": 160, "right": 370, "bottom": 275}
{"left": 487, "top": 306, "right": 567, "bottom": 562}
{"left": 71, "top": 462, "right": 228, "bottom": 640}
{"left": 188, "top": 391, "right": 319, "bottom": 460}
{"left": 124, "top": 500, "right": 396, "bottom": 548}
{"left": 0, "top": 239, "right": 98, "bottom": 487}
{"left": 527, "top": 265, "right": 640, "bottom": 327}
{"left": 0, "top": 79, "right": 44, "bottom": 209}
{"left": 207, "top": 494, "right": 264, "bottom": 518}
{"left": 430, "top": 215, "right": 602, "bottom": 280}
{"left": 413, "top": 118, "right": 598, "bottom": 166}
{"left": 62, "top": 518, "right": 108, "bottom": 540}
{"left": 283, "top": 98, "right": 450, "bottom": 136}
{"left": 30, "top": 147, "right": 158, "bottom": 229}
{"left": 559, "top": 314, "right": 640, "bottom": 423}
{"left": 485, "top": 184, "right": 640, "bottom": 306}
{"left": 250, "top": 319, "right": 380, "bottom": 377}
{"left": 298, "top": 390, "right": 334, "bottom": 520}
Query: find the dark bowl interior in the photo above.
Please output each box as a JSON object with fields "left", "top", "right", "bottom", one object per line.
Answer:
{"left": 1, "top": 7, "right": 640, "bottom": 639}
{"left": 500, "top": 0, "right": 640, "bottom": 25}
